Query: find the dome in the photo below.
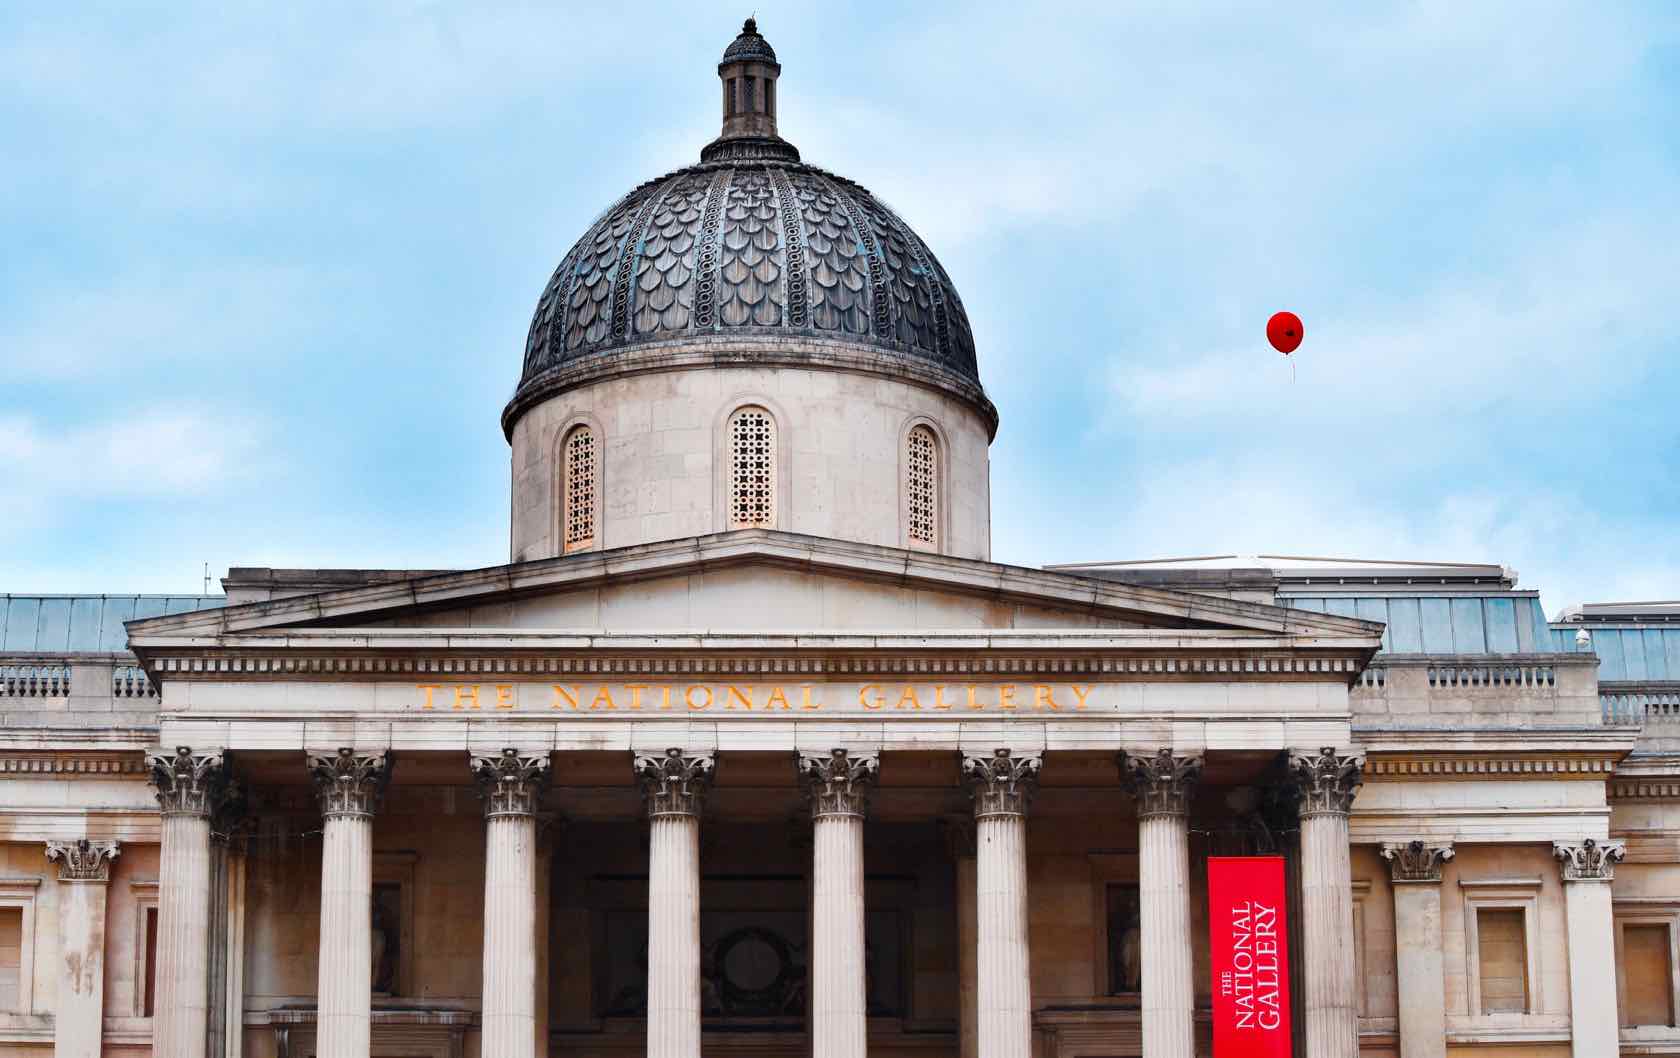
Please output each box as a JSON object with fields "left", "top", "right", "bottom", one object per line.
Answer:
{"left": 506, "top": 20, "right": 989, "bottom": 437}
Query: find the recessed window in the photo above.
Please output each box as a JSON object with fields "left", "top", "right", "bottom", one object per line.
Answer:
{"left": 1623, "top": 923, "right": 1675, "bottom": 1027}
{"left": 1105, "top": 883, "right": 1141, "bottom": 995}
{"left": 562, "top": 424, "right": 597, "bottom": 553}
{"left": 0, "top": 906, "right": 21, "bottom": 1012}
{"left": 905, "top": 425, "right": 939, "bottom": 548}
{"left": 143, "top": 905, "right": 158, "bottom": 1017}
{"left": 727, "top": 407, "right": 776, "bottom": 529}
{"left": 1477, "top": 908, "right": 1529, "bottom": 1013}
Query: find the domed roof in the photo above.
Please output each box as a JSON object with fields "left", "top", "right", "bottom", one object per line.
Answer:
{"left": 721, "top": 18, "right": 777, "bottom": 66}
{"left": 507, "top": 21, "right": 988, "bottom": 436}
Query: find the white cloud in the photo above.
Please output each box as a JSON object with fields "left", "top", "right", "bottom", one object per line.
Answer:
{"left": 0, "top": 410, "right": 261, "bottom": 506}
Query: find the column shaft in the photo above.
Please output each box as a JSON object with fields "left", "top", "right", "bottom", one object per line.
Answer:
{"left": 155, "top": 812, "right": 212, "bottom": 1058}
{"left": 316, "top": 813, "right": 374, "bottom": 1058}
{"left": 482, "top": 814, "right": 539, "bottom": 1057}
{"left": 976, "top": 814, "right": 1031, "bottom": 1058}
{"left": 647, "top": 815, "right": 701, "bottom": 1058}
{"left": 1300, "top": 811, "right": 1357, "bottom": 1057}
{"left": 1139, "top": 812, "right": 1195, "bottom": 1058}
{"left": 812, "top": 814, "right": 868, "bottom": 1057}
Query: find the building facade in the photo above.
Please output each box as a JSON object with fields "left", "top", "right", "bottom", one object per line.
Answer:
{"left": 2, "top": 19, "right": 1677, "bottom": 1058}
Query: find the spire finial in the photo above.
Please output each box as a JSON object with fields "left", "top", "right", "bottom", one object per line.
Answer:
{"left": 743, "top": 16, "right": 757, "bottom": 34}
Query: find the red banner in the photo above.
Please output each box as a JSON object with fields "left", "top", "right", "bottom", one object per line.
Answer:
{"left": 1208, "top": 856, "right": 1292, "bottom": 1058}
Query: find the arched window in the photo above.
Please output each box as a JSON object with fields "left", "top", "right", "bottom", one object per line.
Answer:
{"left": 561, "top": 425, "right": 597, "bottom": 553}
{"left": 727, "top": 406, "right": 776, "bottom": 529}
{"left": 905, "top": 425, "right": 939, "bottom": 548}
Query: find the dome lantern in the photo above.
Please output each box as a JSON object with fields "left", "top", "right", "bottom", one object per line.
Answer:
{"left": 704, "top": 18, "right": 799, "bottom": 163}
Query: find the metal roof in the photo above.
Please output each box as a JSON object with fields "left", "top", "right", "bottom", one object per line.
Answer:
{"left": 1554, "top": 624, "right": 1680, "bottom": 681}
{"left": 1281, "top": 593, "right": 1553, "bottom": 654}
{"left": 0, "top": 594, "right": 224, "bottom": 653}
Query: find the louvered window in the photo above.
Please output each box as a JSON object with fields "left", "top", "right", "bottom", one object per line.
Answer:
{"left": 906, "top": 425, "right": 939, "bottom": 548}
{"left": 562, "top": 425, "right": 597, "bottom": 553}
{"left": 727, "top": 407, "right": 776, "bottom": 529}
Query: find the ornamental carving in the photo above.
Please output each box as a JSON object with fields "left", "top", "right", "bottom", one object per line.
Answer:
{"left": 1382, "top": 840, "right": 1455, "bottom": 883}
{"left": 308, "top": 748, "right": 391, "bottom": 819}
{"left": 965, "top": 749, "right": 1042, "bottom": 820}
{"left": 1554, "top": 838, "right": 1626, "bottom": 882}
{"left": 1120, "top": 749, "right": 1203, "bottom": 819}
{"left": 797, "top": 749, "right": 879, "bottom": 819}
{"left": 146, "top": 746, "right": 227, "bottom": 818}
{"left": 45, "top": 839, "right": 120, "bottom": 882}
{"left": 472, "top": 748, "right": 552, "bottom": 818}
{"left": 635, "top": 748, "right": 716, "bottom": 818}
{"left": 1289, "top": 747, "right": 1365, "bottom": 817}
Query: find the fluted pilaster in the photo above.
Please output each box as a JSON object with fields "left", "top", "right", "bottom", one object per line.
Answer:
{"left": 309, "top": 749, "right": 390, "bottom": 1058}
{"left": 636, "top": 749, "right": 714, "bottom": 1058}
{"left": 800, "top": 750, "right": 878, "bottom": 1058}
{"left": 1291, "top": 747, "right": 1363, "bottom": 1058}
{"left": 474, "top": 749, "right": 551, "bottom": 1058}
{"left": 147, "top": 746, "right": 228, "bottom": 1058}
{"left": 965, "top": 750, "right": 1039, "bottom": 1058}
{"left": 1123, "top": 750, "right": 1202, "bottom": 1058}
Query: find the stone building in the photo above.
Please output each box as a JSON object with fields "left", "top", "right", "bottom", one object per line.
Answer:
{"left": 1, "top": 18, "right": 1676, "bottom": 1058}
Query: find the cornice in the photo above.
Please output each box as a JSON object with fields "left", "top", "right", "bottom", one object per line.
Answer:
{"left": 1364, "top": 751, "right": 1623, "bottom": 780}
{"left": 0, "top": 752, "right": 148, "bottom": 776}
{"left": 1354, "top": 727, "right": 1637, "bottom": 755}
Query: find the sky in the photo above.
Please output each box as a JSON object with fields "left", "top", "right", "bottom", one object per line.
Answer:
{"left": 2, "top": 2, "right": 1677, "bottom": 616}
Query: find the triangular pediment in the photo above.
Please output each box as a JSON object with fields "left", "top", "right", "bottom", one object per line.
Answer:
{"left": 127, "top": 531, "right": 1381, "bottom": 650}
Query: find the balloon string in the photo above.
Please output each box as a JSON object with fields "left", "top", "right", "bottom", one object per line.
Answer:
{"left": 1291, "top": 359, "right": 1295, "bottom": 384}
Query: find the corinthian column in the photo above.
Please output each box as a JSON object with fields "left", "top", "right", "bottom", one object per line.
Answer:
{"left": 634, "top": 748, "right": 715, "bottom": 1058}
{"left": 1554, "top": 838, "right": 1626, "bottom": 1058}
{"left": 45, "top": 839, "right": 121, "bottom": 1058}
{"left": 1290, "top": 747, "right": 1363, "bottom": 1058}
{"left": 799, "top": 749, "right": 880, "bottom": 1058}
{"left": 473, "top": 749, "right": 552, "bottom": 1058}
{"left": 147, "top": 746, "right": 228, "bottom": 1058}
{"left": 1382, "top": 841, "right": 1454, "bottom": 1058}
{"left": 964, "top": 749, "right": 1041, "bottom": 1058}
{"left": 308, "top": 748, "right": 391, "bottom": 1058}
{"left": 1122, "top": 749, "right": 1203, "bottom": 1058}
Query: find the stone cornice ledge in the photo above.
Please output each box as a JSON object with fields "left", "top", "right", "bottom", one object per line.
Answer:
{"left": 1356, "top": 727, "right": 1637, "bottom": 754}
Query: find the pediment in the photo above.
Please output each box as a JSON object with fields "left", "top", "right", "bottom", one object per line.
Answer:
{"left": 126, "top": 530, "right": 1381, "bottom": 647}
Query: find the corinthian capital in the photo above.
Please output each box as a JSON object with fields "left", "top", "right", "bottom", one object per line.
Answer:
{"left": 472, "top": 748, "right": 552, "bottom": 818}
{"left": 146, "top": 746, "right": 227, "bottom": 818}
{"left": 1289, "top": 747, "right": 1364, "bottom": 817}
{"left": 798, "top": 749, "right": 879, "bottom": 819}
{"left": 1120, "top": 749, "right": 1203, "bottom": 819}
{"left": 1554, "top": 838, "right": 1626, "bottom": 882}
{"left": 1382, "top": 840, "right": 1454, "bottom": 883}
{"left": 308, "top": 748, "right": 391, "bottom": 819}
{"left": 634, "top": 748, "right": 715, "bottom": 818}
{"left": 965, "top": 749, "right": 1041, "bottom": 819}
{"left": 46, "top": 838, "right": 121, "bottom": 882}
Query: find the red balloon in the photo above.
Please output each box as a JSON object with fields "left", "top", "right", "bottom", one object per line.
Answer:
{"left": 1267, "top": 311, "right": 1304, "bottom": 354}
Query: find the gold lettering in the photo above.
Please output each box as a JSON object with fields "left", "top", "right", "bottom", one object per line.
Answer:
{"left": 417, "top": 684, "right": 440, "bottom": 710}
{"left": 1070, "top": 685, "right": 1093, "bottom": 711}
{"left": 495, "top": 684, "right": 515, "bottom": 710}
{"left": 860, "top": 684, "right": 885, "bottom": 711}
{"left": 895, "top": 685, "right": 922, "bottom": 710}
{"left": 726, "top": 685, "right": 753, "bottom": 710}
{"left": 966, "top": 685, "right": 983, "bottom": 710}
{"left": 1033, "top": 685, "right": 1060, "bottom": 711}
{"left": 686, "top": 685, "right": 713, "bottom": 711}
{"left": 626, "top": 685, "right": 647, "bottom": 711}
{"left": 590, "top": 686, "right": 617, "bottom": 711}
{"left": 454, "top": 685, "right": 480, "bottom": 711}
{"left": 660, "top": 686, "right": 673, "bottom": 711}
{"left": 933, "top": 685, "right": 952, "bottom": 709}
{"left": 999, "top": 684, "right": 1017, "bottom": 710}
{"left": 799, "top": 684, "right": 819, "bottom": 711}
{"left": 766, "top": 686, "right": 792, "bottom": 711}
{"left": 551, "top": 685, "right": 580, "bottom": 711}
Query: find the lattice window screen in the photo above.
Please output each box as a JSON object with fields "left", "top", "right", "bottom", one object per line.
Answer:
{"left": 563, "top": 426, "right": 597, "bottom": 552}
{"left": 906, "top": 425, "right": 939, "bottom": 547}
{"left": 728, "top": 408, "right": 776, "bottom": 529}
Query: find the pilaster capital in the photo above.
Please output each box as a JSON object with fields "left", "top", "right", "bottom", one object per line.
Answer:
{"left": 1288, "top": 746, "right": 1365, "bottom": 818}
{"left": 45, "top": 838, "right": 121, "bottom": 882}
{"left": 146, "top": 746, "right": 228, "bottom": 818}
{"left": 798, "top": 748, "right": 879, "bottom": 819}
{"left": 307, "top": 748, "right": 391, "bottom": 819}
{"left": 1381, "top": 840, "right": 1455, "bottom": 883}
{"left": 471, "top": 748, "right": 552, "bottom": 818}
{"left": 1554, "top": 837, "right": 1625, "bottom": 882}
{"left": 634, "top": 747, "right": 715, "bottom": 818}
{"left": 964, "top": 749, "right": 1041, "bottom": 820}
{"left": 1120, "top": 749, "right": 1203, "bottom": 819}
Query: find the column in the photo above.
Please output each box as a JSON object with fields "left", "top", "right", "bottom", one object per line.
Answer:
{"left": 147, "top": 746, "right": 229, "bottom": 1058}
{"left": 45, "top": 839, "right": 121, "bottom": 1058}
{"left": 964, "top": 749, "right": 1041, "bottom": 1058}
{"left": 308, "top": 748, "right": 391, "bottom": 1058}
{"left": 473, "top": 748, "right": 552, "bottom": 1058}
{"left": 1122, "top": 749, "right": 1203, "bottom": 1058}
{"left": 1381, "top": 841, "right": 1454, "bottom": 1058}
{"left": 942, "top": 817, "right": 979, "bottom": 1058}
{"left": 1290, "top": 747, "right": 1364, "bottom": 1058}
{"left": 1554, "top": 838, "right": 1625, "bottom": 1058}
{"left": 799, "top": 749, "right": 880, "bottom": 1058}
{"left": 634, "top": 748, "right": 716, "bottom": 1058}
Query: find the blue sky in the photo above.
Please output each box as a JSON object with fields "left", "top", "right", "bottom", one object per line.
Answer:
{"left": 2, "top": 2, "right": 1677, "bottom": 615}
